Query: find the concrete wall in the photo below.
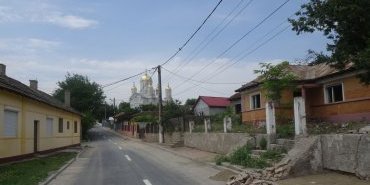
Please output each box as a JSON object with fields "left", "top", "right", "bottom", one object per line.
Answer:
{"left": 184, "top": 133, "right": 254, "bottom": 155}
{"left": 164, "top": 132, "right": 182, "bottom": 144}
{"left": 321, "top": 134, "right": 370, "bottom": 180}
{"left": 0, "top": 90, "right": 81, "bottom": 159}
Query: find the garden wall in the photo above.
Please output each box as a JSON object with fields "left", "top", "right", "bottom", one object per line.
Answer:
{"left": 321, "top": 134, "right": 370, "bottom": 179}
{"left": 184, "top": 133, "right": 254, "bottom": 155}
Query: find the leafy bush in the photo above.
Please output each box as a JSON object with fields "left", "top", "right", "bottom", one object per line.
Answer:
{"left": 260, "top": 149, "right": 284, "bottom": 162}
{"left": 215, "top": 155, "right": 229, "bottom": 165}
{"left": 131, "top": 114, "right": 156, "bottom": 123}
{"left": 81, "top": 111, "right": 95, "bottom": 140}
{"left": 228, "top": 144, "right": 270, "bottom": 168}
{"left": 259, "top": 137, "right": 267, "bottom": 150}
{"left": 277, "top": 124, "right": 294, "bottom": 139}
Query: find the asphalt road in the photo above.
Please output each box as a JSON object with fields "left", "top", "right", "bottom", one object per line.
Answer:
{"left": 49, "top": 127, "right": 224, "bottom": 185}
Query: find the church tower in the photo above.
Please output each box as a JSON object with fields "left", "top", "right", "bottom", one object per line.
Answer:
{"left": 164, "top": 83, "right": 173, "bottom": 102}
{"left": 131, "top": 83, "right": 137, "bottom": 94}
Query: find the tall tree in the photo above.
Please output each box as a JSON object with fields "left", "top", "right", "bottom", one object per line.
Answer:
{"left": 289, "top": 0, "right": 370, "bottom": 83}
{"left": 53, "top": 73, "right": 105, "bottom": 138}
{"left": 53, "top": 73, "right": 105, "bottom": 115}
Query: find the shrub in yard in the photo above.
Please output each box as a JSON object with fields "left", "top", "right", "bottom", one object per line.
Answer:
{"left": 228, "top": 144, "right": 270, "bottom": 168}
{"left": 277, "top": 124, "right": 294, "bottom": 139}
{"left": 259, "top": 137, "right": 267, "bottom": 150}
{"left": 260, "top": 149, "right": 284, "bottom": 162}
{"left": 215, "top": 155, "right": 229, "bottom": 165}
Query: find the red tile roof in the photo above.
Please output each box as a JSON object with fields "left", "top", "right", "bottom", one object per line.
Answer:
{"left": 198, "top": 96, "right": 231, "bottom": 107}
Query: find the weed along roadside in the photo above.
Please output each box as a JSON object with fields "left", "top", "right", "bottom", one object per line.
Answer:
{"left": 215, "top": 144, "right": 285, "bottom": 169}
{"left": 0, "top": 152, "right": 77, "bottom": 185}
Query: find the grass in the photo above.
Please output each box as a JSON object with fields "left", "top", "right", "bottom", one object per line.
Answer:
{"left": 214, "top": 144, "right": 285, "bottom": 169}
{"left": 277, "top": 124, "right": 295, "bottom": 139}
{"left": 0, "top": 152, "right": 76, "bottom": 185}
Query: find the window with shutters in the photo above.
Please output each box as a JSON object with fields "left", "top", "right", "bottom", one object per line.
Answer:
{"left": 4, "top": 110, "right": 18, "bottom": 137}
{"left": 74, "top": 121, "right": 78, "bottom": 133}
{"left": 58, "top": 118, "right": 63, "bottom": 133}
{"left": 46, "top": 118, "right": 53, "bottom": 136}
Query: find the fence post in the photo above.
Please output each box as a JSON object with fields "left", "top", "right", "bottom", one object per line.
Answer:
{"left": 204, "top": 118, "right": 211, "bottom": 133}
{"left": 189, "top": 120, "right": 194, "bottom": 134}
{"left": 223, "top": 117, "right": 227, "bottom": 133}
{"left": 227, "top": 117, "right": 232, "bottom": 132}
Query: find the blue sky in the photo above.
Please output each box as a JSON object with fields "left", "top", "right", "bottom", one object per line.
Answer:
{"left": 0, "top": 0, "right": 328, "bottom": 103}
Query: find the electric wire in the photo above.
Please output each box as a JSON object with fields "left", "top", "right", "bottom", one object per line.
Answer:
{"left": 174, "top": 25, "right": 290, "bottom": 96}
{"left": 167, "top": 0, "right": 254, "bottom": 81}
{"left": 160, "top": 0, "right": 224, "bottom": 66}
{"left": 172, "top": 0, "right": 291, "bottom": 90}
{"left": 102, "top": 0, "right": 224, "bottom": 89}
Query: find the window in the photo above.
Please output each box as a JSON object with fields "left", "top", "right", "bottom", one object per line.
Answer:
{"left": 74, "top": 121, "right": 78, "bottom": 133}
{"left": 67, "top": 121, "right": 70, "bottom": 130}
{"left": 250, "top": 93, "right": 261, "bottom": 109}
{"left": 58, "top": 118, "right": 63, "bottom": 133}
{"left": 4, "top": 110, "right": 18, "bottom": 137}
{"left": 325, "top": 83, "right": 343, "bottom": 103}
{"left": 46, "top": 118, "right": 53, "bottom": 136}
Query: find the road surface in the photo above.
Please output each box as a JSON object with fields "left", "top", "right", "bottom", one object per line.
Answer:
{"left": 49, "top": 127, "right": 224, "bottom": 185}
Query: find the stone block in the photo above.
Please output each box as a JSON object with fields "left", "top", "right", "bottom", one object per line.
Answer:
{"left": 356, "top": 134, "right": 370, "bottom": 180}
{"left": 321, "top": 134, "right": 361, "bottom": 173}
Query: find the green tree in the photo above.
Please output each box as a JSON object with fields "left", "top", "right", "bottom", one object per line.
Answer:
{"left": 289, "top": 0, "right": 370, "bottom": 83}
{"left": 118, "top": 101, "right": 139, "bottom": 116}
{"left": 254, "top": 61, "right": 297, "bottom": 102}
{"left": 53, "top": 73, "right": 105, "bottom": 138}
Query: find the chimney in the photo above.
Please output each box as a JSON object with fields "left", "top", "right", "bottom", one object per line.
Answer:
{"left": 0, "top": 64, "right": 6, "bottom": 76}
{"left": 64, "top": 90, "right": 71, "bottom": 107}
{"left": 29, "top": 80, "right": 38, "bottom": 90}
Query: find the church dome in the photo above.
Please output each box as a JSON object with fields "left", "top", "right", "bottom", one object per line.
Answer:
{"left": 141, "top": 73, "right": 151, "bottom": 81}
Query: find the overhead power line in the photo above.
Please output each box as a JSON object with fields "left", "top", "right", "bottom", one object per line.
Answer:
{"left": 172, "top": 0, "right": 291, "bottom": 90}
{"left": 160, "top": 0, "right": 224, "bottom": 66}
{"left": 174, "top": 25, "right": 290, "bottom": 96}
{"left": 102, "top": 0, "right": 224, "bottom": 89}
{"left": 162, "top": 66, "right": 244, "bottom": 85}
{"left": 167, "top": 0, "right": 254, "bottom": 79}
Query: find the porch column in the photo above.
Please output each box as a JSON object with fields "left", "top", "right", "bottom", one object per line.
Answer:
{"left": 265, "top": 102, "right": 276, "bottom": 143}
{"left": 294, "top": 96, "right": 307, "bottom": 136}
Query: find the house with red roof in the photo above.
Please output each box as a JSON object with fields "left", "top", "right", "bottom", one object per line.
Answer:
{"left": 193, "top": 96, "right": 231, "bottom": 116}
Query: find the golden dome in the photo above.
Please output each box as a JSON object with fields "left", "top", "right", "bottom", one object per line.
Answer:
{"left": 141, "top": 73, "right": 151, "bottom": 81}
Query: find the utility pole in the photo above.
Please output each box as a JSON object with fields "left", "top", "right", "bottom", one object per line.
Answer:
{"left": 113, "top": 98, "right": 116, "bottom": 115}
{"left": 157, "top": 65, "right": 164, "bottom": 143}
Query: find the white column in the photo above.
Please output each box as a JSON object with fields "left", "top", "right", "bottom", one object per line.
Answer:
{"left": 223, "top": 117, "right": 227, "bottom": 133}
{"left": 294, "top": 97, "right": 307, "bottom": 135}
{"left": 189, "top": 121, "right": 194, "bottom": 134}
{"left": 204, "top": 118, "right": 208, "bottom": 133}
{"left": 265, "top": 102, "right": 276, "bottom": 135}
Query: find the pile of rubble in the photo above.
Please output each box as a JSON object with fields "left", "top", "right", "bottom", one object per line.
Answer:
{"left": 227, "top": 158, "right": 292, "bottom": 185}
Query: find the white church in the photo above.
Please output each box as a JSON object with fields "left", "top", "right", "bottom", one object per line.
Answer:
{"left": 129, "top": 71, "right": 173, "bottom": 108}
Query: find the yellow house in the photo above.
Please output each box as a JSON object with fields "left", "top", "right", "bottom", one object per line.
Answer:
{"left": 0, "top": 64, "right": 82, "bottom": 163}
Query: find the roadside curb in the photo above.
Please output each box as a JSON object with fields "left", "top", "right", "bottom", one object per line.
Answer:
{"left": 106, "top": 128, "right": 243, "bottom": 174}
{"left": 40, "top": 147, "right": 85, "bottom": 185}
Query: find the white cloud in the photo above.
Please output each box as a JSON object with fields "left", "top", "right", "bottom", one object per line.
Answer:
{"left": 0, "top": 3, "right": 98, "bottom": 30}
{"left": 0, "top": 38, "right": 60, "bottom": 55}
{"left": 45, "top": 14, "right": 97, "bottom": 29}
